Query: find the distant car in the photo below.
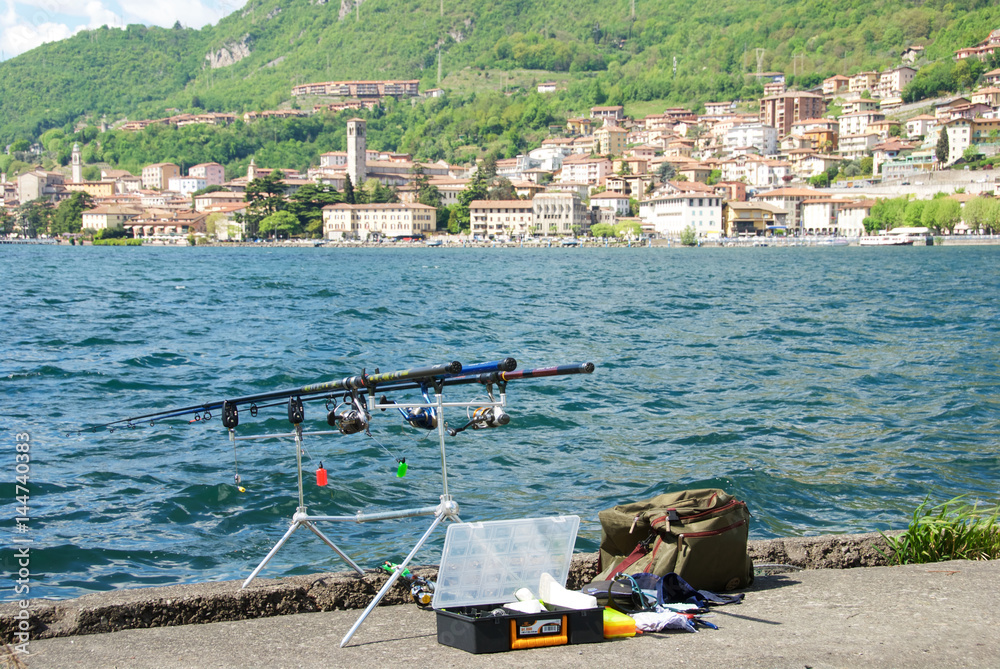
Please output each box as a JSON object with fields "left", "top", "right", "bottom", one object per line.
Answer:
{"left": 901, "top": 181, "right": 910, "bottom": 185}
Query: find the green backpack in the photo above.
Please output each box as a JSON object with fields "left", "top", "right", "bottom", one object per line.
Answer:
{"left": 596, "top": 488, "right": 754, "bottom": 592}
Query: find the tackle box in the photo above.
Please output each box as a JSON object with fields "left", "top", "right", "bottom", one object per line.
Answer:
{"left": 432, "top": 515, "right": 604, "bottom": 654}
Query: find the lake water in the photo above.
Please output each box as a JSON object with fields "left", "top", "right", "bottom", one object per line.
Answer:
{"left": 3, "top": 244, "right": 999, "bottom": 600}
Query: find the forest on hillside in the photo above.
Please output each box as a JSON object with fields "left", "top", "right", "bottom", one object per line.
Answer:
{"left": 4, "top": 0, "right": 1000, "bottom": 146}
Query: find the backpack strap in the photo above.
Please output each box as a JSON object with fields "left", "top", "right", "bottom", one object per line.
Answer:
{"left": 608, "top": 532, "right": 657, "bottom": 578}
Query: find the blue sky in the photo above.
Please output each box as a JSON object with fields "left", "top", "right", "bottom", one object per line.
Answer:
{"left": 1, "top": 0, "right": 249, "bottom": 60}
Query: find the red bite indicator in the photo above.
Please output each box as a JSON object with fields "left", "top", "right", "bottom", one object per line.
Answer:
{"left": 316, "top": 462, "right": 328, "bottom": 487}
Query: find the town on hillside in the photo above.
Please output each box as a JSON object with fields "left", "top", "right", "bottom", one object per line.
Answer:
{"left": 5, "top": 40, "right": 1000, "bottom": 245}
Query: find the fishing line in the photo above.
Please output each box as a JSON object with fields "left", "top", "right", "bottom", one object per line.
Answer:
{"left": 366, "top": 427, "right": 409, "bottom": 477}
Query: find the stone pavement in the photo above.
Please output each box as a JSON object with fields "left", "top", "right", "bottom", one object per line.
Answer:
{"left": 14, "top": 559, "right": 999, "bottom": 669}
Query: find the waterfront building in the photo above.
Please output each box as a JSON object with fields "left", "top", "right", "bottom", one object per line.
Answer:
{"left": 639, "top": 184, "right": 723, "bottom": 238}
{"left": 321, "top": 202, "right": 436, "bottom": 240}
{"left": 836, "top": 200, "right": 875, "bottom": 237}
{"left": 469, "top": 200, "right": 534, "bottom": 238}
{"left": 722, "top": 201, "right": 788, "bottom": 236}
{"left": 752, "top": 187, "right": 826, "bottom": 232}
{"left": 532, "top": 192, "right": 590, "bottom": 236}
{"left": 81, "top": 205, "right": 142, "bottom": 231}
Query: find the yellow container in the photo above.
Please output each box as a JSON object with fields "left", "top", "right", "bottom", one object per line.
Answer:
{"left": 602, "top": 608, "right": 636, "bottom": 638}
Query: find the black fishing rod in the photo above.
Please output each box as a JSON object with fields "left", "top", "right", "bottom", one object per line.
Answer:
{"left": 81, "top": 358, "right": 520, "bottom": 433}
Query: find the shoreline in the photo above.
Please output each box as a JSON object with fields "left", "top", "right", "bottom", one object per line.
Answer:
{"left": 1, "top": 531, "right": 894, "bottom": 642}
{"left": 16, "top": 236, "right": 1000, "bottom": 248}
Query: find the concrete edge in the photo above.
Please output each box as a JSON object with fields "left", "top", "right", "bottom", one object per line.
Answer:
{"left": 0, "top": 532, "right": 895, "bottom": 642}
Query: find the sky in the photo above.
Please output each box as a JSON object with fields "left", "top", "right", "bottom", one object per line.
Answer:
{"left": 0, "top": 0, "right": 249, "bottom": 60}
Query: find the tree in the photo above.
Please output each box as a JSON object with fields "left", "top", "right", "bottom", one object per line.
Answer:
{"left": 481, "top": 154, "right": 498, "bottom": 179}
{"left": 962, "top": 146, "right": 981, "bottom": 163}
{"left": 488, "top": 177, "right": 518, "bottom": 201}
{"left": 259, "top": 210, "right": 300, "bottom": 239}
{"left": 412, "top": 163, "right": 445, "bottom": 228}
{"left": 808, "top": 173, "right": 830, "bottom": 188}
{"left": 16, "top": 199, "right": 53, "bottom": 237}
{"left": 657, "top": 162, "right": 676, "bottom": 182}
{"left": 934, "top": 198, "right": 962, "bottom": 233}
{"left": 453, "top": 168, "right": 489, "bottom": 232}
{"left": 446, "top": 206, "right": 462, "bottom": 234}
{"left": 859, "top": 156, "right": 873, "bottom": 176}
{"left": 205, "top": 212, "right": 223, "bottom": 237}
{"left": 366, "top": 181, "right": 399, "bottom": 204}
{"left": 961, "top": 196, "right": 990, "bottom": 233}
{"left": 343, "top": 174, "right": 356, "bottom": 205}
{"left": 243, "top": 170, "right": 286, "bottom": 237}
{"left": 920, "top": 197, "right": 941, "bottom": 231}
{"left": 868, "top": 196, "right": 907, "bottom": 231}
{"left": 936, "top": 128, "right": 950, "bottom": 164}
{"left": 50, "top": 191, "right": 93, "bottom": 234}
{"left": 0, "top": 208, "right": 13, "bottom": 235}
{"left": 615, "top": 220, "right": 642, "bottom": 238}
{"left": 902, "top": 199, "right": 925, "bottom": 227}
{"left": 679, "top": 225, "right": 697, "bottom": 246}
{"left": 287, "top": 183, "right": 341, "bottom": 237}
{"left": 590, "top": 223, "right": 615, "bottom": 238}
{"left": 984, "top": 198, "right": 1000, "bottom": 234}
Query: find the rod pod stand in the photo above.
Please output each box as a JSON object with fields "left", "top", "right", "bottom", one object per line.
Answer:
{"left": 234, "top": 382, "right": 504, "bottom": 647}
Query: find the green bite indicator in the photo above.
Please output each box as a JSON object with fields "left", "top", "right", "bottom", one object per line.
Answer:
{"left": 396, "top": 458, "right": 408, "bottom": 477}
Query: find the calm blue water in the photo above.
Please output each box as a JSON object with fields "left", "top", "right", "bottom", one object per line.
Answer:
{"left": 2, "top": 245, "right": 999, "bottom": 600}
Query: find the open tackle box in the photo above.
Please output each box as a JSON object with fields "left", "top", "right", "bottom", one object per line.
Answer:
{"left": 432, "top": 515, "right": 604, "bottom": 654}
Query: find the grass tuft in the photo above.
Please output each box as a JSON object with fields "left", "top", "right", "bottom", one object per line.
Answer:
{"left": 879, "top": 496, "right": 1000, "bottom": 565}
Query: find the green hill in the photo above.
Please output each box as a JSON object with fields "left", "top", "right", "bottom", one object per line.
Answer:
{"left": 3, "top": 0, "right": 1000, "bottom": 147}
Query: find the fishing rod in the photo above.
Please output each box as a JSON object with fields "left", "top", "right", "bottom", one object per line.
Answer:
{"left": 82, "top": 358, "right": 519, "bottom": 433}
{"left": 141, "top": 362, "right": 595, "bottom": 433}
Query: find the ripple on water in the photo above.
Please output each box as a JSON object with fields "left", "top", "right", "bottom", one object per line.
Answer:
{"left": 3, "top": 245, "right": 999, "bottom": 599}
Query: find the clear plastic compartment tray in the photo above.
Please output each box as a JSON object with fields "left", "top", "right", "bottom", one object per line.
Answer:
{"left": 432, "top": 515, "right": 580, "bottom": 610}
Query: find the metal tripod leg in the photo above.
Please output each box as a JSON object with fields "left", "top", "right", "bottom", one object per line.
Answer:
{"left": 303, "top": 520, "right": 364, "bottom": 574}
{"left": 242, "top": 519, "right": 302, "bottom": 589}
{"left": 339, "top": 511, "right": 447, "bottom": 647}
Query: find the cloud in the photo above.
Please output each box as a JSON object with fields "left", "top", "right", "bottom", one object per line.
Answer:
{"left": 0, "top": 0, "right": 248, "bottom": 58}
{"left": 117, "top": 0, "right": 236, "bottom": 29}
{"left": 1, "top": 17, "right": 76, "bottom": 57}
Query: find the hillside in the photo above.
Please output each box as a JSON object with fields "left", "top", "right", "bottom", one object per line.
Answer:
{"left": 2, "top": 0, "right": 1000, "bottom": 146}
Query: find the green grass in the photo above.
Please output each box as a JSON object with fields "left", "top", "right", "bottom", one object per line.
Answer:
{"left": 879, "top": 496, "right": 1000, "bottom": 565}
{"left": 92, "top": 238, "right": 142, "bottom": 246}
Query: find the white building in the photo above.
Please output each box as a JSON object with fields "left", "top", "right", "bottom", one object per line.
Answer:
{"left": 725, "top": 123, "right": 778, "bottom": 156}
{"left": 836, "top": 200, "right": 874, "bottom": 237}
{"left": 639, "top": 188, "right": 723, "bottom": 238}
{"left": 167, "top": 176, "right": 208, "bottom": 195}
{"left": 800, "top": 199, "right": 842, "bottom": 235}
{"left": 322, "top": 202, "right": 436, "bottom": 240}
{"left": 589, "top": 192, "right": 631, "bottom": 217}
{"left": 839, "top": 111, "right": 885, "bottom": 137}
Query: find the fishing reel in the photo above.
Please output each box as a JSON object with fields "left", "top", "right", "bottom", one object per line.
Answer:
{"left": 447, "top": 406, "right": 510, "bottom": 436}
{"left": 379, "top": 384, "right": 437, "bottom": 430}
{"left": 327, "top": 392, "right": 370, "bottom": 435}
